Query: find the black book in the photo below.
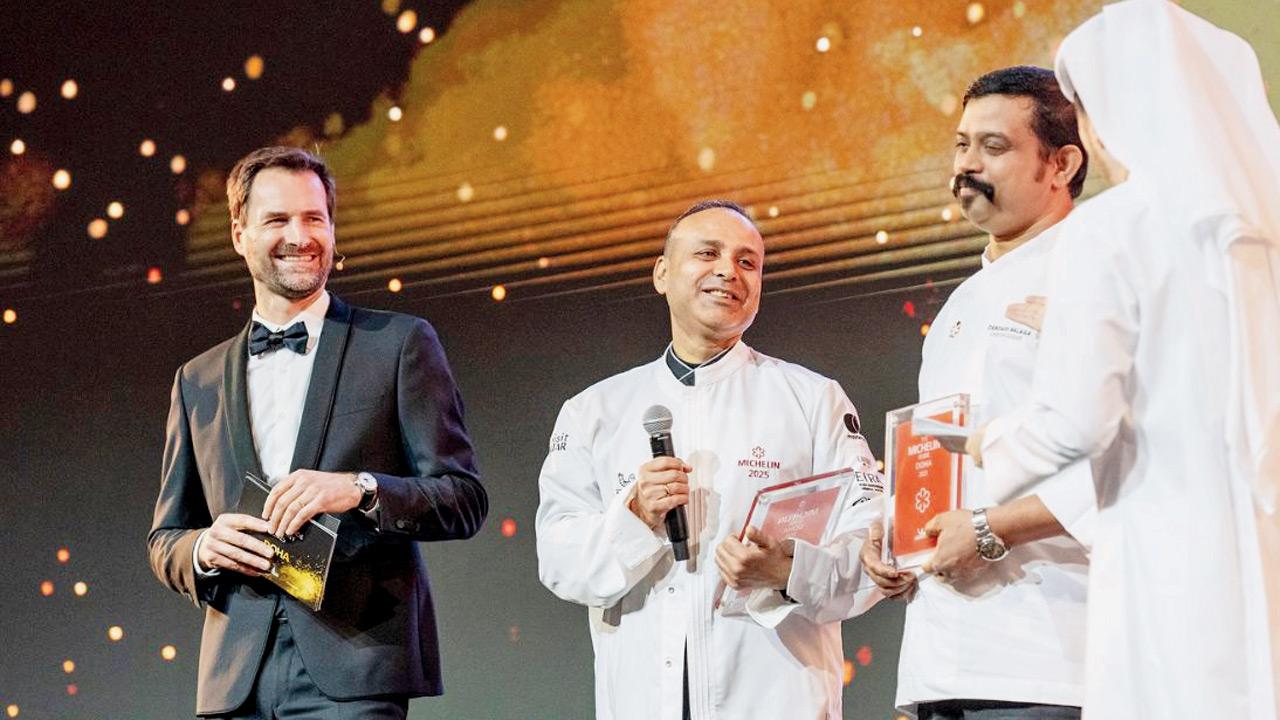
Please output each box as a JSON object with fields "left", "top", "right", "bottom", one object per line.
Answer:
{"left": 235, "top": 473, "right": 339, "bottom": 611}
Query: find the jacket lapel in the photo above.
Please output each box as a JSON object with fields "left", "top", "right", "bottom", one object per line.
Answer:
{"left": 289, "top": 294, "right": 353, "bottom": 473}
{"left": 222, "top": 323, "right": 263, "bottom": 502}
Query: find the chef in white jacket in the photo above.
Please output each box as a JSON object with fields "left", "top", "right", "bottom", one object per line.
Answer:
{"left": 536, "top": 200, "right": 889, "bottom": 720}
{"left": 865, "top": 65, "right": 1098, "bottom": 720}
{"left": 967, "top": 2, "right": 1280, "bottom": 718}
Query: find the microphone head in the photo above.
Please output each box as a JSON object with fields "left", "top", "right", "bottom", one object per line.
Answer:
{"left": 642, "top": 405, "right": 673, "bottom": 435}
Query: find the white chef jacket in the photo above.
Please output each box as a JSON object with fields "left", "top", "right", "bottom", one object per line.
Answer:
{"left": 981, "top": 181, "right": 1279, "bottom": 719}
{"left": 897, "top": 225, "right": 1096, "bottom": 714}
{"left": 536, "top": 341, "right": 884, "bottom": 720}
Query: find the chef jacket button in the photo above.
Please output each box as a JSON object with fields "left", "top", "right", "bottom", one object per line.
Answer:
{"left": 668, "top": 586, "right": 676, "bottom": 594}
{"left": 665, "top": 658, "right": 673, "bottom": 668}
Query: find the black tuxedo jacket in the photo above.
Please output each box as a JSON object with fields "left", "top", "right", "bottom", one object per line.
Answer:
{"left": 147, "top": 295, "right": 487, "bottom": 715}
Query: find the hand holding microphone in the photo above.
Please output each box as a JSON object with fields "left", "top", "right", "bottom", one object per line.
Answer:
{"left": 635, "top": 406, "right": 691, "bottom": 561}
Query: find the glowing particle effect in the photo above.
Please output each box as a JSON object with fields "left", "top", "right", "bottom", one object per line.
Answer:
{"left": 876, "top": 459, "right": 885, "bottom": 471}
{"left": 160, "top": 645, "right": 177, "bottom": 661}
{"left": 492, "top": 125, "right": 508, "bottom": 141}
{"left": 491, "top": 284, "right": 507, "bottom": 302}
{"left": 396, "top": 9, "right": 418, "bottom": 33}
{"left": 52, "top": 169, "right": 71, "bottom": 190}
{"left": 387, "top": 105, "right": 403, "bottom": 122}
{"left": 768, "top": 205, "right": 780, "bottom": 218}
{"left": 88, "top": 219, "right": 109, "bottom": 239}
{"left": 5, "top": 704, "right": 17, "bottom": 718}
{"left": 418, "top": 26, "right": 436, "bottom": 44}
{"left": 966, "top": 3, "right": 986, "bottom": 25}
{"left": 175, "top": 209, "right": 191, "bottom": 226}
{"left": 501, "top": 518, "right": 517, "bottom": 537}
{"left": 903, "top": 301, "right": 917, "bottom": 318}
{"left": 107, "top": 625, "right": 124, "bottom": 641}
{"left": 801, "top": 90, "right": 817, "bottom": 111}
{"left": 66, "top": 684, "right": 77, "bottom": 696}
{"left": 1013, "top": 1, "right": 1027, "bottom": 19}
{"left": 107, "top": 201, "right": 124, "bottom": 219}
{"left": 920, "top": 323, "right": 931, "bottom": 337}
{"left": 56, "top": 547, "right": 70, "bottom": 563}
{"left": 146, "top": 267, "right": 163, "bottom": 285}
{"left": 456, "top": 182, "right": 475, "bottom": 202}
{"left": 856, "top": 644, "right": 873, "bottom": 666}
{"left": 388, "top": 278, "right": 403, "bottom": 293}
{"left": 9, "top": 139, "right": 24, "bottom": 155}
{"left": 911, "top": 26, "right": 923, "bottom": 38}
{"left": 381, "top": 0, "right": 400, "bottom": 15}
{"left": 815, "top": 36, "right": 831, "bottom": 53}
{"left": 16, "top": 91, "right": 35, "bottom": 114}
{"left": 40, "top": 580, "right": 54, "bottom": 596}
{"left": 221, "top": 76, "right": 236, "bottom": 92}
{"left": 875, "top": 230, "right": 889, "bottom": 245}
{"left": 62, "top": 659, "right": 75, "bottom": 673}
{"left": 697, "top": 147, "right": 716, "bottom": 172}
{"left": 244, "top": 55, "right": 265, "bottom": 80}
{"left": 73, "top": 581, "right": 88, "bottom": 597}
{"left": 139, "top": 139, "right": 156, "bottom": 157}
{"left": 2, "top": 309, "right": 16, "bottom": 325}
{"left": 61, "top": 79, "right": 78, "bottom": 99}
{"left": 0, "top": 79, "right": 11, "bottom": 97}
{"left": 536, "top": 256, "right": 550, "bottom": 269}
{"left": 843, "top": 658, "right": 855, "bottom": 685}
{"left": 170, "top": 155, "right": 186, "bottom": 174}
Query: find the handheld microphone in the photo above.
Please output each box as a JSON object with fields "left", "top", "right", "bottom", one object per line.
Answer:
{"left": 642, "top": 405, "right": 689, "bottom": 561}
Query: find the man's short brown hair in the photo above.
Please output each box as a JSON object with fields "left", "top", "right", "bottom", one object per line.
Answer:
{"left": 226, "top": 146, "right": 336, "bottom": 225}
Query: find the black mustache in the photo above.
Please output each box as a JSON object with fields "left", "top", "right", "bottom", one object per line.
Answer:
{"left": 951, "top": 173, "right": 996, "bottom": 203}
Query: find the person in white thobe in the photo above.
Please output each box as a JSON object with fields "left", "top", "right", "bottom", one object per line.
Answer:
{"left": 969, "top": 2, "right": 1280, "bottom": 718}
{"left": 536, "top": 200, "right": 885, "bottom": 720}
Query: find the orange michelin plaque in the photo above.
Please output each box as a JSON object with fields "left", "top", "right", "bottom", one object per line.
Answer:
{"left": 882, "top": 394, "right": 969, "bottom": 569}
{"left": 717, "top": 468, "right": 858, "bottom": 616}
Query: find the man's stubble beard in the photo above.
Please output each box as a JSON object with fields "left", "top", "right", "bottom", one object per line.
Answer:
{"left": 251, "top": 247, "right": 333, "bottom": 300}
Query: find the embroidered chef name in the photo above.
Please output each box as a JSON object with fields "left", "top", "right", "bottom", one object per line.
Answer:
{"left": 987, "top": 323, "right": 1034, "bottom": 340}
{"left": 549, "top": 433, "right": 569, "bottom": 452}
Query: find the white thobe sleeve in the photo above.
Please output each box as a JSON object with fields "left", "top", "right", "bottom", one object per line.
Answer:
{"left": 536, "top": 397, "right": 669, "bottom": 608}
{"left": 982, "top": 224, "right": 1141, "bottom": 505}
{"left": 746, "top": 380, "right": 887, "bottom": 627}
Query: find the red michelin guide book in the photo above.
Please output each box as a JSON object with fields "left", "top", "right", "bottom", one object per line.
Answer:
{"left": 717, "top": 468, "right": 860, "bottom": 617}
{"left": 882, "top": 393, "right": 969, "bottom": 570}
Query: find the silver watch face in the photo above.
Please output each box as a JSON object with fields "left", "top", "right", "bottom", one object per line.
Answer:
{"left": 978, "top": 539, "right": 1008, "bottom": 561}
{"left": 356, "top": 473, "right": 377, "bottom": 494}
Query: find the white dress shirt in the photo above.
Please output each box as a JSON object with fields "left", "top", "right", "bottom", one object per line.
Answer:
{"left": 194, "top": 292, "right": 330, "bottom": 575}
{"left": 896, "top": 225, "right": 1095, "bottom": 715}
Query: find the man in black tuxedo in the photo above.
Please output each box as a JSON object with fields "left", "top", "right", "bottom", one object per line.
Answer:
{"left": 147, "top": 146, "right": 487, "bottom": 719}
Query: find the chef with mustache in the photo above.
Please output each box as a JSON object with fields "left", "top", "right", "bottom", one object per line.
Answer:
{"left": 537, "top": 199, "right": 886, "bottom": 720}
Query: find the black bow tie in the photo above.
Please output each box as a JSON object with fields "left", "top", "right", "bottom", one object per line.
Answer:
{"left": 248, "top": 321, "right": 309, "bottom": 357}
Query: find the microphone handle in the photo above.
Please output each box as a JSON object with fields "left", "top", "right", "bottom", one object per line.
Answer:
{"left": 649, "top": 432, "right": 690, "bottom": 561}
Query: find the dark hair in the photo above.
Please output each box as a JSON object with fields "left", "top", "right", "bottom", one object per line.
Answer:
{"left": 226, "top": 146, "right": 336, "bottom": 225}
{"left": 665, "top": 199, "right": 756, "bottom": 250}
{"left": 963, "top": 65, "right": 1088, "bottom": 198}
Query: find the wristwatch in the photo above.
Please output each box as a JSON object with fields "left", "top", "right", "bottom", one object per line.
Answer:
{"left": 354, "top": 472, "right": 379, "bottom": 512}
{"left": 971, "top": 508, "right": 1009, "bottom": 561}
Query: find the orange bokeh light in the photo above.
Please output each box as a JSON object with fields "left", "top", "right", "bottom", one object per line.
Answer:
{"left": 62, "top": 659, "right": 75, "bottom": 673}
{"left": 500, "top": 518, "right": 517, "bottom": 537}
{"left": 147, "top": 267, "right": 163, "bottom": 285}
{"left": 40, "top": 580, "right": 54, "bottom": 596}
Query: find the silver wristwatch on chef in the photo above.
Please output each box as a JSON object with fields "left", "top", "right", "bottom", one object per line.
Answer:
{"left": 971, "top": 508, "right": 1008, "bottom": 561}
